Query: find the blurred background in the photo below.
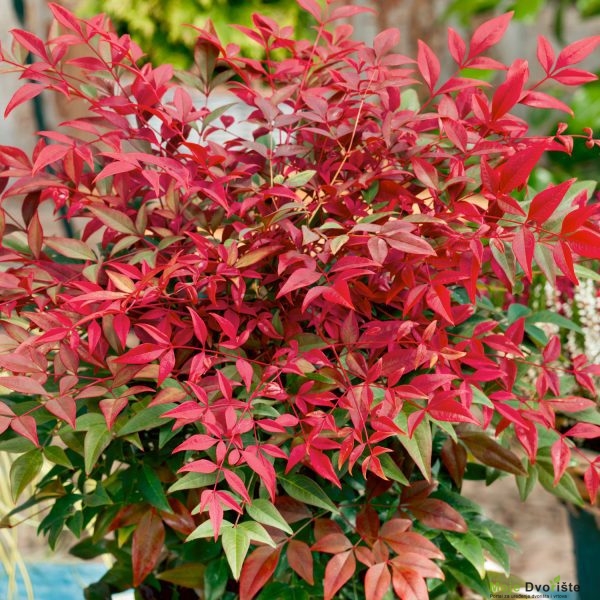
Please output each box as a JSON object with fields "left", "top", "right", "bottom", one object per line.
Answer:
{"left": 0, "top": 0, "right": 599, "bottom": 598}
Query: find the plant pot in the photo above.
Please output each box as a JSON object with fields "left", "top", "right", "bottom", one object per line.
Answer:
{"left": 568, "top": 507, "right": 600, "bottom": 600}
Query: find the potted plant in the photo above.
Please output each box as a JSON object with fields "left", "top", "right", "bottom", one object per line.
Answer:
{"left": 0, "top": 2, "right": 599, "bottom": 598}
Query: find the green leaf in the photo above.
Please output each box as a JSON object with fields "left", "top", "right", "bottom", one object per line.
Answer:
{"left": 445, "top": 532, "right": 486, "bottom": 578}
{"left": 574, "top": 263, "right": 600, "bottom": 282}
{"left": 286, "top": 170, "right": 316, "bottom": 188}
{"left": 257, "top": 583, "right": 310, "bottom": 600}
{"left": 139, "top": 464, "right": 172, "bottom": 513}
{"left": 379, "top": 453, "right": 409, "bottom": 484}
{"left": 75, "top": 413, "right": 106, "bottom": 431}
{"left": 222, "top": 525, "right": 250, "bottom": 580}
{"left": 445, "top": 559, "right": 489, "bottom": 598}
{"left": 246, "top": 498, "right": 293, "bottom": 534}
{"left": 515, "top": 461, "right": 538, "bottom": 501}
{"left": 116, "top": 403, "right": 176, "bottom": 436}
{"left": 45, "top": 237, "right": 96, "bottom": 261}
{"left": 238, "top": 521, "right": 276, "bottom": 547}
{"left": 168, "top": 472, "right": 219, "bottom": 493}
{"left": 10, "top": 449, "right": 43, "bottom": 501}
{"left": 507, "top": 303, "right": 531, "bottom": 323}
{"left": 536, "top": 454, "right": 583, "bottom": 506}
{"left": 0, "top": 437, "right": 36, "bottom": 453}
{"left": 187, "top": 519, "right": 233, "bottom": 542}
{"left": 279, "top": 474, "right": 339, "bottom": 514}
{"left": 394, "top": 414, "right": 432, "bottom": 481}
{"left": 527, "top": 310, "right": 583, "bottom": 333}
{"left": 481, "top": 537, "right": 511, "bottom": 576}
{"left": 157, "top": 564, "right": 206, "bottom": 588}
{"left": 204, "top": 557, "right": 229, "bottom": 600}
{"left": 84, "top": 424, "right": 112, "bottom": 475}
{"left": 43, "top": 445, "right": 73, "bottom": 468}
{"left": 89, "top": 206, "right": 138, "bottom": 235}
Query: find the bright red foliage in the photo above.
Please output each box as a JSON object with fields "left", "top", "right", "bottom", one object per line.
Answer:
{"left": 0, "top": 2, "right": 599, "bottom": 598}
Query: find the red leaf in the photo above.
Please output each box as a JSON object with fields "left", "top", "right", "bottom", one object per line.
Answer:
{"left": 409, "top": 499, "right": 467, "bottom": 532}
{"left": 365, "top": 563, "right": 391, "bottom": 600}
{"left": 48, "top": 3, "right": 82, "bottom": 33}
{"left": 374, "top": 29, "right": 400, "bottom": 57}
{"left": 296, "top": 0, "right": 322, "bottom": 21}
{"left": 512, "top": 227, "right": 535, "bottom": 281}
{"left": 468, "top": 12, "right": 513, "bottom": 58}
{"left": 179, "top": 459, "right": 218, "bottom": 474}
{"left": 417, "top": 40, "right": 440, "bottom": 91}
{"left": 567, "top": 228, "right": 600, "bottom": 259}
{"left": 4, "top": 84, "right": 45, "bottom": 118}
{"left": 565, "top": 423, "right": 600, "bottom": 439}
{"left": 323, "top": 550, "right": 356, "bottom": 600}
{"left": 173, "top": 434, "right": 217, "bottom": 453}
{"left": 11, "top": 30, "right": 48, "bottom": 59}
{"left": 328, "top": 5, "right": 373, "bottom": 22}
{"left": 276, "top": 268, "right": 321, "bottom": 298}
{"left": 498, "top": 144, "right": 546, "bottom": 193}
{"left": 551, "top": 68, "right": 597, "bottom": 86}
{"left": 0, "top": 353, "right": 43, "bottom": 373}
{"left": 46, "top": 396, "right": 77, "bottom": 429}
{"left": 552, "top": 241, "right": 577, "bottom": 282}
{"left": 239, "top": 546, "right": 281, "bottom": 600}
{"left": 10, "top": 415, "right": 39, "bottom": 446}
{"left": 391, "top": 568, "right": 429, "bottom": 600}
{"left": 0, "top": 376, "right": 47, "bottom": 396}
{"left": 447, "top": 28, "right": 466, "bottom": 66}
{"left": 114, "top": 343, "right": 165, "bottom": 365}
{"left": 520, "top": 91, "right": 573, "bottom": 115}
{"left": 426, "top": 285, "right": 454, "bottom": 324}
{"left": 132, "top": 510, "right": 165, "bottom": 587}
{"left": 551, "top": 437, "right": 570, "bottom": 486}
{"left": 158, "top": 349, "right": 175, "bottom": 386}
{"left": 584, "top": 465, "right": 599, "bottom": 504}
{"left": 187, "top": 308, "right": 208, "bottom": 344}
{"left": 536, "top": 35, "right": 555, "bottom": 73}
{"left": 311, "top": 533, "right": 353, "bottom": 554}
{"left": 527, "top": 180, "right": 572, "bottom": 225}
{"left": 99, "top": 397, "right": 128, "bottom": 430}
{"left": 390, "top": 553, "right": 444, "bottom": 580}
{"left": 223, "top": 469, "right": 250, "bottom": 503}
{"left": 287, "top": 540, "right": 314, "bottom": 585}
{"left": 491, "top": 59, "right": 528, "bottom": 120}
{"left": 32, "top": 144, "right": 71, "bottom": 174}
{"left": 545, "top": 396, "right": 596, "bottom": 413}
{"left": 159, "top": 499, "right": 195, "bottom": 536}
{"left": 555, "top": 36, "right": 600, "bottom": 69}
{"left": 382, "top": 531, "right": 444, "bottom": 560}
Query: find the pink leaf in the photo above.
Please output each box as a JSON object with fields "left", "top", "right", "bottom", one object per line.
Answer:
{"left": 551, "top": 437, "right": 570, "bottom": 485}
{"left": 417, "top": 40, "right": 440, "bottom": 91}
{"left": 468, "top": 12, "right": 513, "bottom": 58}
{"left": 565, "top": 423, "right": 600, "bottom": 439}
{"left": 537, "top": 35, "right": 555, "bottom": 73}
{"left": 555, "top": 36, "right": 600, "bottom": 69}
{"left": 4, "top": 84, "right": 45, "bottom": 118}
{"left": 276, "top": 268, "right": 321, "bottom": 298}
{"left": 374, "top": 29, "right": 401, "bottom": 57}
{"left": 114, "top": 343, "right": 165, "bottom": 365}
{"left": 0, "top": 376, "right": 47, "bottom": 396}
{"left": 512, "top": 227, "right": 535, "bottom": 281}
{"left": 447, "top": 28, "right": 466, "bottom": 66}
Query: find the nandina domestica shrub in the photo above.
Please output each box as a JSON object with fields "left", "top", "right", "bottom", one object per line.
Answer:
{"left": 0, "top": 2, "right": 600, "bottom": 598}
